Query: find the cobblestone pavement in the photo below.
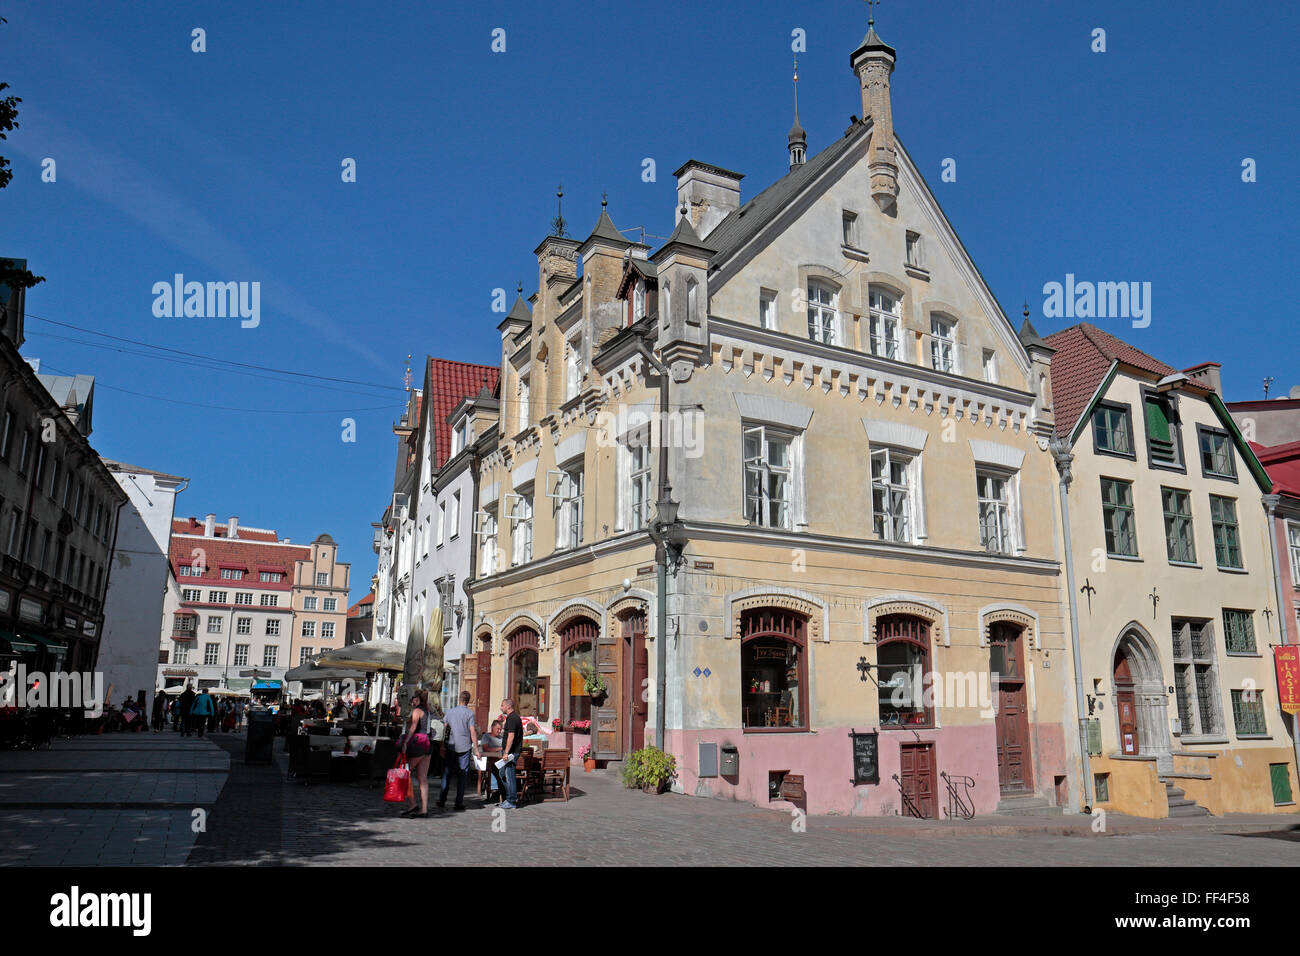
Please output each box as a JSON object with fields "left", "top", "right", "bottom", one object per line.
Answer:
{"left": 5, "top": 732, "right": 1300, "bottom": 866}
{"left": 0, "top": 731, "right": 227, "bottom": 866}
{"left": 193, "top": 734, "right": 1300, "bottom": 867}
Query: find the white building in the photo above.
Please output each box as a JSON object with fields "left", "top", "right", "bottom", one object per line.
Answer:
{"left": 98, "top": 461, "right": 186, "bottom": 703}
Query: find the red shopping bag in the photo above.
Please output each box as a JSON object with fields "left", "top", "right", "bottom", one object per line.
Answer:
{"left": 383, "top": 754, "right": 410, "bottom": 803}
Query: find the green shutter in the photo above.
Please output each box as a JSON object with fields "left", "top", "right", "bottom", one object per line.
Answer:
{"left": 1145, "top": 398, "right": 1171, "bottom": 442}
{"left": 1270, "top": 763, "right": 1293, "bottom": 805}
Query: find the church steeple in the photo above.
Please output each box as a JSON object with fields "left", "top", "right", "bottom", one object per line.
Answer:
{"left": 788, "top": 56, "right": 807, "bottom": 170}
{"left": 850, "top": 2, "right": 899, "bottom": 215}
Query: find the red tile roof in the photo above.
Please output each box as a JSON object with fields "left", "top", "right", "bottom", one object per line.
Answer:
{"left": 347, "top": 592, "right": 375, "bottom": 616}
{"left": 428, "top": 358, "right": 499, "bottom": 468}
{"left": 1251, "top": 440, "right": 1300, "bottom": 498}
{"left": 1044, "top": 323, "right": 1178, "bottom": 440}
{"left": 172, "top": 517, "right": 279, "bottom": 542}
{"left": 169, "top": 534, "right": 309, "bottom": 581}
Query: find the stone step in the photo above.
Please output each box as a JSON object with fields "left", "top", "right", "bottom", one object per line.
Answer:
{"left": 1164, "top": 781, "right": 1210, "bottom": 817}
{"left": 994, "top": 793, "right": 1063, "bottom": 816}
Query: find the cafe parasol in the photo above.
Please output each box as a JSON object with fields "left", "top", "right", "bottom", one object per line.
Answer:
{"left": 316, "top": 638, "right": 408, "bottom": 742}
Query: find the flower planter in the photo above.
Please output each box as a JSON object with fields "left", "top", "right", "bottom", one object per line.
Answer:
{"left": 583, "top": 758, "right": 597, "bottom": 772}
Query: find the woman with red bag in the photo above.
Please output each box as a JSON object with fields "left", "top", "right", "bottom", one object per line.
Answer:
{"left": 398, "top": 689, "right": 433, "bottom": 818}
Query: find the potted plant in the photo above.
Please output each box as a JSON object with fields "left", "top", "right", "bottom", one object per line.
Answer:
{"left": 622, "top": 746, "right": 676, "bottom": 794}
{"left": 578, "top": 661, "right": 608, "bottom": 703}
{"left": 579, "top": 744, "right": 596, "bottom": 772}
{"left": 552, "top": 718, "right": 563, "bottom": 732}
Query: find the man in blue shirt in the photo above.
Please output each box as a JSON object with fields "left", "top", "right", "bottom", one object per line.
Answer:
{"left": 438, "top": 691, "right": 479, "bottom": 811}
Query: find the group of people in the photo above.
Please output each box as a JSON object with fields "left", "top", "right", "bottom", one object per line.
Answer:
{"left": 396, "top": 691, "right": 526, "bottom": 818}
{"left": 155, "top": 685, "right": 246, "bottom": 736}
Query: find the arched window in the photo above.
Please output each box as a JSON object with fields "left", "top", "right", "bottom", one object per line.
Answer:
{"left": 740, "top": 608, "right": 807, "bottom": 730}
{"left": 807, "top": 280, "right": 837, "bottom": 345}
{"left": 508, "top": 626, "right": 540, "bottom": 718}
{"left": 877, "top": 614, "right": 932, "bottom": 728}
{"left": 559, "top": 617, "right": 598, "bottom": 725}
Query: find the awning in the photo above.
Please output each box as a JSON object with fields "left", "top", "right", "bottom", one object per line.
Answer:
{"left": 0, "top": 629, "right": 37, "bottom": 654}
{"left": 25, "top": 634, "right": 67, "bottom": 651}
{"left": 252, "top": 680, "right": 282, "bottom": 690}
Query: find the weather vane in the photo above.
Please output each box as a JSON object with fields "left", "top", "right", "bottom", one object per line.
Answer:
{"left": 867, "top": 0, "right": 880, "bottom": 27}
{"left": 551, "top": 183, "right": 567, "bottom": 237}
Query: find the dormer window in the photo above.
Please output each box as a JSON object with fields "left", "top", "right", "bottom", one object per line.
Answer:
{"left": 633, "top": 281, "right": 646, "bottom": 321}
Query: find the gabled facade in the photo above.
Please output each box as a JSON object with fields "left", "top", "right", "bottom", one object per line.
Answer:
{"left": 465, "top": 21, "right": 1074, "bottom": 817}
{"left": 1047, "top": 324, "right": 1296, "bottom": 816}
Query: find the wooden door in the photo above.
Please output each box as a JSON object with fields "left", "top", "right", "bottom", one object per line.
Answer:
{"left": 1114, "top": 653, "right": 1138, "bottom": 756}
{"left": 899, "top": 742, "right": 936, "bottom": 819}
{"left": 622, "top": 612, "right": 648, "bottom": 754}
{"left": 990, "top": 623, "right": 1032, "bottom": 794}
{"left": 474, "top": 645, "right": 492, "bottom": 732}
{"left": 594, "top": 618, "right": 622, "bottom": 760}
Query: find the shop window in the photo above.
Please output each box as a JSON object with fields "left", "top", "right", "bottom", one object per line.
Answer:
{"left": 877, "top": 614, "right": 933, "bottom": 729}
{"left": 560, "top": 617, "right": 598, "bottom": 725}
{"left": 740, "top": 607, "right": 806, "bottom": 730}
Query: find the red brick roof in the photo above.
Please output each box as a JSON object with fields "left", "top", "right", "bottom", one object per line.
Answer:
{"left": 1251, "top": 440, "right": 1300, "bottom": 499}
{"left": 169, "top": 534, "right": 308, "bottom": 582}
{"left": 171, "top": 517, "right": 279, "bottom": 542}
{"left": 1043, "top": 323, "right": 1178, "bottom": 441}
{"left": 428, "top": 358, "right": 499, "bottom": 468}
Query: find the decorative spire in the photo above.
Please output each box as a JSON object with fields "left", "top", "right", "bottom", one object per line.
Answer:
{"left": 551, "top": 183, "right": 567, "bottom": 237}
{"left": 788, "top": 55, "right": 807, "bottom": 169}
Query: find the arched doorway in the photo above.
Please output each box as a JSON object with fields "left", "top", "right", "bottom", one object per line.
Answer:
{"left": 1112, "top": 625, "right": 1171, "bottom": 771}
{"left": 989, "top": 621, "right": 1032, "bottom": 795}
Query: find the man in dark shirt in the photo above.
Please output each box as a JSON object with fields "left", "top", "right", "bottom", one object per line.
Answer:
{"left": 498, "top": 699, "right": 524, "bottom": 808}
{"left": 178, "top": 686, "right": 195, "bottom": 737}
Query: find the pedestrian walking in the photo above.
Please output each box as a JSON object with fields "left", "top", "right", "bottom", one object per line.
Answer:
{"left": 151, "top": 691, "right": 166, "bottom": 733}
{"left": 398, "top": 689, "right": 433, "bottom": 818}
{"left": 438, "top": 691, "right": 479, "bottom": 811}
{"left": 178, "top": 685, "right": 195, "bottom": 737}
{"left": 190, "top": 689, "right": 214, "bottom": 738}
{"left": 497, "top": 698, "right": 524, "bottom": 809}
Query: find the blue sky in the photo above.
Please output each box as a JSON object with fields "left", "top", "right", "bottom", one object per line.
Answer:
{"left": 2, "top": 0, "right": 1297, "bottom": 602}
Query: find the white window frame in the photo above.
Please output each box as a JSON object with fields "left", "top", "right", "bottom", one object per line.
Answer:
{"left": 517, "top": 374, "right": 530, "bottom": 432}
{"left": 263, "top": 646, "right": 278, "bottom": 668}
{"left": 929, "top": 316, "right": 956, "bottom": 374}
{"left": 1288, "top": 521, "right": 1300, "bottom": 587}
{"left": 475, "top": 508, "right": 499, "bottom": 575}
{"left": 233, "top": 644, "right": 249, "bottom": 667}
{"left": 323, "top": 598, "right": 337, "bottom": 612}
{"left": 315, "top": 572, "right": 329, "bottom": 586}
{"left": 906, "top": 230, "right": 924, "bottom": 268}
{"left": 206, "top": 616, "right": 223, "bottom": 634}
{"left": 436, "top": 501, "right": 446, "bottom": 547}
{"left": 982, "top": 348, "right": 997, "bottom": 384}
{"left": 976, "top": 470, "right": 1017, "bottom": 555}
{"left": 321, "top": 621, "right": 335, "bottom": 639}
{"left": 450, "top": 490, "right": 461, "bottom": 539}
{"left": 508, "top": 490, "right": 533, "bottom": 566}
{"left": 303, "top": 596, "right": 318, "bottom": 611}
{"left": 743, "top": 424, "right": 795, "bottom": 530}
{"left": 548, "top": 466, "right": 585, "bottom": 550}
{"left": 807, "top": 280, "right": 838, "bottom": 346}
{"left": 236, "top": 617, "right": 251, "bottom": 635}
{"left": 565, "top": 337, "right": 581, "bottom": 401}
{"left": 265, "top": 619, "right": 280, "bottom": 637}
{"left": 870, "top": 447, "right": 915, "bottom": 543}
{"left": 868, "top": 287, "right": 901, "bottom": 360}
{"left": 759, "top": 289, "right": 777, "bottom": 331}
{"left": 842, "top": 210, "right": 859, "bottom": 249}
{"left": 633, "top": 281, "right": 646, "bottom": 322}
{"left": 624, "top": 430, "right": 653, "bottom": 532}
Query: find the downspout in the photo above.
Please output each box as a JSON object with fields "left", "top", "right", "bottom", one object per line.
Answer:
{"left": 1050, "top": 438, "right": 1094, "bottom": 812}
{"left": 633, "top": 335, "right": 671, "bottom": 750}
{"left": 466, "top": 448, "right": 481, "bottom": 696}
{"left": 1262, "top": 495, "right": 1300, "bottom": 783}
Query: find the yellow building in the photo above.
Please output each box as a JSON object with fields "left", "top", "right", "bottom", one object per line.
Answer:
{"left": 464, "top": 21, "right": 1078, "bottom": 817}
{"left": 1046, "top": 324, "right": 1298, "bottom": 816}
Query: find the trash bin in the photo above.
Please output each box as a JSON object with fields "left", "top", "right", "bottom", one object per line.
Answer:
{"left": 245, "top": 708, "right": 275, "bottom": 765}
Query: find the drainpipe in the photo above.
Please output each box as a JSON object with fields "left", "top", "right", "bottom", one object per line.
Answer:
{"left": 1262, "top": 495, "right": 1300, "bottom": 784}
{"left": 633, "top": 334, "right": 672, "bottom": 750}
{"left": 1050, "top": 439, "right": 1094, "bottom": 812}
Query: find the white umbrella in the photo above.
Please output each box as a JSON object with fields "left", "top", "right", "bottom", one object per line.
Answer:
{"left": 316, "top": 638, "right": 407, "bottom": 672}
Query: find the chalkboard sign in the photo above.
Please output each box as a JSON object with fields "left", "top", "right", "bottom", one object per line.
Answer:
{"left": 850, "top": 729, "right": 879, "bottom": 785}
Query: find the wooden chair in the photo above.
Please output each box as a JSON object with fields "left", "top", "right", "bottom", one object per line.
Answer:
{"left": 541, "top": 748, "right": 571, "bottom": 801}
{"left": 515, "top": 754, "right": 542, "bottom": 805}
{"left": 772, "top": 707, "right": 790, "bottom": 728}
